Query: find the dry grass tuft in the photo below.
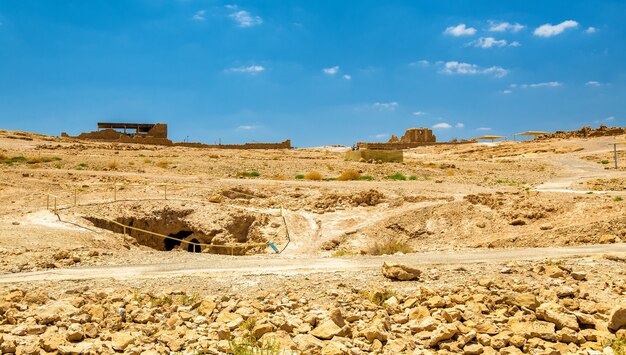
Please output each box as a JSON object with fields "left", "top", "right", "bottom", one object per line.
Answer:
{"left": 368, "top": 240, "right": 413, "bottom": 255}
{"left": 157, "top": 161, "right": 170, "bottom": 169}
{"left": 107, "top": 161, "right": 119, "bottom": 170}
{"left": 304, "top": 171, "right": 323, "bottom": 181}
{"left": 337, "top": 169, "right": 361, "bottom": 181}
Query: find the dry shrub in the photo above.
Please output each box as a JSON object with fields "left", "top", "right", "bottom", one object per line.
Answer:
{"left": 107, "top": 161, "right": 119, "bottom": 170}
{"left": 304, "top": 171, "right": 323, "bottom": 180}
{"left": 337, "top": 169, "right": 361, "bottom": 181}
{"left": 368, "top": 240, "right": 413, "bottom": 255}
{"left": 157, "top": 161, "right": 170, "bottom": 168}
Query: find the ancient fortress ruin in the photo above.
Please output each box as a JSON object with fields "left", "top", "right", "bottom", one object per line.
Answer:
{"left": 357, "top": 128, "right": 444, "bottom": 150}
{"left": 62, "top": 122, "right": 291, "bottom": 149}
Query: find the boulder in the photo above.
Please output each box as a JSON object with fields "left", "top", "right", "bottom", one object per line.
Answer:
{"left": 608, "top": 305, "right": 626, "bottom": 331}
{"left": 382, "top": 262, "right": 421, "bottom": 281}
{"left": 310, "top": 320, "right": 342, "bottom": 340}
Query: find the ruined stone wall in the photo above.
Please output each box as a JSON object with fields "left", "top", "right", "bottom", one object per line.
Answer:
{"left": 399, "top": 128, "right": 436, "bottom": 143}
{"left": 345, "top": 149, "right": 403, "bottom": 162}
{"left": 147, "top": 124, "right": 168, "bottom": 138}
{"left": 356, "top": 141, "right": 471, "bottom": 150}
{"left": 174, "top": 140, "right": 292, "bottom": 150}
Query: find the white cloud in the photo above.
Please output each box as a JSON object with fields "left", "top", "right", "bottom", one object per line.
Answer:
{"left": 375, "top": 133, "right": 389, "bottom": 139}
{"left": 433, "top": 123, "right": 452, "bottom": 129}
{"left": 518, "top": 81, "right": 562, "bottom": 88}
{"left": 412, "top": 111, "right": 427, "bottom": 116}
{"left": 455, "top": 123, "right": 465, "bottom": 129}
{"left": 236, "top": 125, "right": 258, "bottom": 131}
{"left": 586, "top": 81, "right": 601, "bottom": 87}
{"left": 227, "top": 7, "right": 263, "bottom": 28}
{"left": 193, "top": 10, "right": 206, "bottom": 21}
{"left": 476, "top": 127, "right": 492, "bottom": 131}
{"left": 467, "top": 37, "right": 508, "bottom": 48}
{"left": 585, "top": 27, "right": 597, "bottom": 34}
{"left": 509, "top": 41, "right": 521, "bottom": 47}
{"left": 488, "top": 21, "right": 525, "bottom": 33}
{"left": 533, "top": 20, "right": 579, "bottom": 37}
{"left": 322, "top": 66, "right": 339, "bottom": 75}
{"left": 226, "top": 65, "right": 266, "bottom": 73}
{"left": 410, "top": 60, "right": 430, "bottom": 66}
{"left": 342, "top": 74, "right": 352, "bottom": 80}
{"left": 502, "top": 90, "right": 513, "bottom": 94}
{"left": 373, "top": 102, "right": 399, "bottom": 111}
{"left": 444, "top": 24, "right": 477, "bottom": 37}
{"left": 605, "top": 116, "right": 615, "bottom": 121}
{"left": 440, "top": 61, "right": 508, "bottom": 78}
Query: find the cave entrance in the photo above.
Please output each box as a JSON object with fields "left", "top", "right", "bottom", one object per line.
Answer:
{"left": 165, "top": 231, "right": 192, "bottom": 251}
{"left": 187, "top": 238, "right": 202, "bottom": 253}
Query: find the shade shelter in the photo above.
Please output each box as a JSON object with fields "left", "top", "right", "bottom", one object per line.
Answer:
{"left": 474, "top": 135, "right": 506, "bottom": 142}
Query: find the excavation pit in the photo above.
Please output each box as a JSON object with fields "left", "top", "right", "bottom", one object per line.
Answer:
{"left": 83, "top": 202, "right": 274, "bottom": 255}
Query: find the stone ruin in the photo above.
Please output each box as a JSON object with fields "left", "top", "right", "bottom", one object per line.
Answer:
{"left": 357, "top": 127, "right": 449, "bottom": 150}
{"left": 62, "top": 123, "right": 172, "bottom": 145}
{"left": 61, "top": 122, "right": 292, "bottom": 149}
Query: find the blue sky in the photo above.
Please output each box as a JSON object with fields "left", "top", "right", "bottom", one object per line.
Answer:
{"left": 0, "top": 1, "right": 624, "bottom": 147}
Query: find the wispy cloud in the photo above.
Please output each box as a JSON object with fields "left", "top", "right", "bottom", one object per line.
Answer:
{"left": 410, "top": 60, "right": 430, "bottom": 66}
{"left": 433, "top": 122, "right": 452, "bottom": 129}
{"left": 192, "top": 10, "right": 206, "bottom": 21}
{"left": 585, "top": 27, "right": 598, "bottom": 34}
{"left": 440, "top": 61, "right": 508, "bottom": 78}
{"left": 236, "top": 125, "right": 259, "bottom": 131}
{"left": 467, "top": 37, "right": 520, "bottom": 48}
{"left": 322, "top": 66, "right": 339, "bottom": 75}
{"left": 373, "top": 102, "right": 399, "bottom": 111}
{"left": 342, "top": 74, "right": 352, "bottom": 80}
{"left": 586, "top": 81, "right": 602, "bottom": 87}
{"left": 502, "top": 89, "right": 513, "bottom": 94}
{"left": 476, "top": 127, "right": 492, "bottom": 131}
{"left": 511, "top": 82, "right": 562, "bottom": 89}
{"left": 226, "top": 6, "right": 263, "bottom": 28}
{"left": 226, "top": 65, "right": 266, "bottom": 73}
{"left": 412, "top": 111, "right": 427, "bottom": 116}
{"left": 455, "top": 123, "right": 465, "bottom": 129}
{"left": 534, "top": 20, "right": 579, "bottom": 37}
{"left": 444, "top": 24, "right": 477, "bottom": 37}
{"left": 488, "top": 21, "right": 525, "bottom": 33}
{"left": 375, "top": 133, "right": 389, "bottom": 139}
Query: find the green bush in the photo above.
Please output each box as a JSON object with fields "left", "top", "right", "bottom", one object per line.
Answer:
{"left": 359, "top": 175, "right": 374, "bottom": 181}
{"left": 238, "top": 171, "right": 261, "bottom": 178}
{"left": 614, "top": 196, "right": 623, "bottom": 202}
{"left": 409, "top": 175, "right": 417, "bottom": 180}
{"left": 386, "top": 173, "right": 407, "bottom": 181}
{"left": 295, "top": 174, "right": 305, "bottom": 180}
{"left": 600, "top": 160, "right": 610, "bottom": 164}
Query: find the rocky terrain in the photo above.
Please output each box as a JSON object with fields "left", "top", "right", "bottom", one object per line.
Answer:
{"left": 0, "top": 128, "right": 625, "bottom": 354}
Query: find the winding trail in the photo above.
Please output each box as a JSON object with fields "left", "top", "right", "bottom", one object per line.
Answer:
{"left": 0, "top": 243, "right": 624, "bottom": 284}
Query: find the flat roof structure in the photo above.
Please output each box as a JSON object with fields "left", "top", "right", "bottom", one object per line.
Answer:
{"left": 513, "top": 131, "right": 551, "bottom": 137}
{"left": 474, "top": 135, "right": 506, "bottom": 142}
{"left": 97, "top": 122, "right": 160, "bottom": 134}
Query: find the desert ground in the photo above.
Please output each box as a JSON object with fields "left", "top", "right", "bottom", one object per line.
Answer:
{"left": 0, "top": 128, "right": 625, "bottom": 354}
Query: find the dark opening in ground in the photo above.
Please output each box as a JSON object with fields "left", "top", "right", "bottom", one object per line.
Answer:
{"left": 165, "top": 231, "right": 192, "bottom": 251}
{"left": 187, "top": 238, "right": 202, "bottom": 253}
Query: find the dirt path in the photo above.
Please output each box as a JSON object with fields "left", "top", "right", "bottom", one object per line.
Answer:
{"left": 534, "top": 155, "right": 625, "bottom": 193}
{"left": 1, "top": 243, "right": 624, "bottom": 284}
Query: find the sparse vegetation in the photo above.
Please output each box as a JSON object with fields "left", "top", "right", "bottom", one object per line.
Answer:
{"left": 600, "top": 159, "right": 610, "bottom": 164}
{"left": 239, "top": 317, "right": 257, "bottom": 332}
{"left": 614, "top": 196, "right": 623, "bottom": 202}
{"left": 304, "top": 171, "right": 323, "bottom": 180}
{"left": 229, "top": 337, "right": 281, "bottom": 355}
{"left": 76, "top": 162, "right": 88, "bottom": 170}
{"left": 608, "top": 337, "right": 626, "bottom": 355}
{"left": 331, "top": 249, "right": 347, "bottom": 257}
{"left": 368, "top": 240, "right": 413, "bottom": 255}
{"left": 157, "top": 161, "right": 170, "bottom": 168}
{"left": 545, "top": 259, "right": 564, "bottom": 266}
{"left": 107, "top": 161, "right": 119, "bottom": 170}
{"left": 358, "top": 175, "right": 374, "bottom": 181}
{"left": 386, "top": 173, "right": 407, "bottom": 181}
{"left": 360, "top": 287, "right": 396, "bottom": 306}
{"left": 295, "top": 174, "right": 305, "bottom": 179}
{"left": 2, "top": 156, "right": 27, "bottom": 165}
{"left": 337, "top": 169, "right": 361, "bottom": 181}
{"left": 409, "top": 175, "right": 417, "bottom": 180}
{"left": 238, "top": 171, "right": 261, "bottom": 178}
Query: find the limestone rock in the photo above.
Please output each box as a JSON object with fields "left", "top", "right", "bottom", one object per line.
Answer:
{"left": 111, "top": 332, "right": 135, "bottom": 351}
{"left": 382, "top": 262, "right": 421, "bottom": 281}
{"left": 310, "top": 319, "right": 342, "bottom": 340}
{"left": 608, "top": 305, "right": 626, "bottom": 331}
{"left": 429, "top": 323, "right": 458, "bottom": 346}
